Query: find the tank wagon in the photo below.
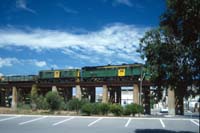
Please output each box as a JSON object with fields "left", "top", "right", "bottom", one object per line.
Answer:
{"left": 81, "top": 64, "right": 142, "bottom": 82}
{"left": 38, "top": 69, "right": 80, "bottom": 83}
{"left": 0, "top": 75, "right": 37, "bottom": 82}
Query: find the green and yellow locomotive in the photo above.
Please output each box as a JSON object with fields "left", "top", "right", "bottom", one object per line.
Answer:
{"left": 81, "top": 64, "right": 142, "bottom": 82}
{"left": 38, "top": 69, "right": 80, "bottom": 83}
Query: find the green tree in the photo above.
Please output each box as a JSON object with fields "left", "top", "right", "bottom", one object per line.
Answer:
{"left": 139, "top": 0, "right": 200, "bottom": 115}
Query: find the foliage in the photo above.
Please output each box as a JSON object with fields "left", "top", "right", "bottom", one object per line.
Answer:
{"left": 67, "top": 98, "right": 82, "bottom": 113}
{"left": 137, "top": 104, "right": 144, "bottom": 114}
{"left": 123, "top": 103, "right": 141, "bottom": 116}
{"left": 17, "top": 102, "right": 31, "bottom": 110}
{"left": 139, "top": 0, "right": 200, "bottom": 115}
{"left": 45, "top": 91, "right": 63, "bottom": 111}
{"left": 109, "top": 104, "right": 123, "bottom": 116}
{"left": 91, "top": 103, "right": 101, "bottom": 115}
{"left": 81, "top": 103, "right": 93, "bottom": 116}
{"left": 99, "top": 103, "right": 110, "bottom": 115}
{"left": 36, "top": 95, "right": 49, "bottom": 110}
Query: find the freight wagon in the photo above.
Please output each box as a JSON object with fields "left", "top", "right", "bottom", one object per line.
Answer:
{"left": 0, "top": 75, "right": 37, "bottom": 82}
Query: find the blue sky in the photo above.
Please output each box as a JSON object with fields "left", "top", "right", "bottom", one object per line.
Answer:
{"left": 0, "top": 0, "right": 166, "bottom": 76}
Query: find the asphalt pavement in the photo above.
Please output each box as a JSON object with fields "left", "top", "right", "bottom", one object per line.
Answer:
{"left": 0, "top": 114, "right": 199, "bottom": 133}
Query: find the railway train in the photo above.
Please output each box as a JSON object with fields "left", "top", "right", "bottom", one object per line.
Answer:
{"left": 0, "top": 63, "right": 144, "bottom": 83}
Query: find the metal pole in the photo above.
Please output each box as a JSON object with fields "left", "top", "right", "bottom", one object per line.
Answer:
{"left": 139, "top": 66, "right": 145, "bottom": 117}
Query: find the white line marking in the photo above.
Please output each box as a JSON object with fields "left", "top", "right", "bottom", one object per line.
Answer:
{"left": 0, "top": 116, "right": 20, "bottom": 122}
{"left": 160, "top": 119, "right": 165, "bottom": 128}
{"left": 88, "top": 118, "right": 103, "bottom": 127}
{"left": 19, "top": 116, "right": 47, "bottom": 125}
{"left": 125, "top": 118, "right": 131, "bottom": 127}
{"left": 194, "top": 119, "right": 199, "bottom": 123}
{"left": 190, "top": 119, "right": 199, "bottom": 126}
{"left": 52, "top": 117, "right": 74, "bottom": 126}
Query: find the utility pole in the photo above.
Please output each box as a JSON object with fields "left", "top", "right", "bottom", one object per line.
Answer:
{"left": 139, "top": 66, "right": 145, "bottom": 117}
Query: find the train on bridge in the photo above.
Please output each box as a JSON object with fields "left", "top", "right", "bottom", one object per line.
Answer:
{"left": 0, "top": 64, "right": 144, "bottom": 83}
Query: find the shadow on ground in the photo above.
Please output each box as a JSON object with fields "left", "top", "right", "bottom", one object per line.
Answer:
{"left": 135, "top": 129, "right": 196, "bottom": 133}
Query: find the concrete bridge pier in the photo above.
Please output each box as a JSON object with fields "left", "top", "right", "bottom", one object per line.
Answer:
{"left": 52, "top": 86, "right": 58, "bottom": 92}
{"left": 76, "top": 85, "right": 82, "bottom": 100}
{"left": 11, "top": 86, "right": 17, "bottom": 111}
{"left": 102, "top": 85, "right": 108, "bottom": 103}
{"left": 133, "top": 84, "right": 139, "bottom": 104}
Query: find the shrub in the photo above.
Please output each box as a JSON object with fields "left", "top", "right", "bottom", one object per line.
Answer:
{"left": 67, "top": 98, "right": 82, "bottom": 113}
{"left": 109, "top": 104, "right": 123, "bottom": 116}
{"left": 45, "top": 91, "right": 63, "bottom": 111}
{"left": 91, "top": 103, "right": 101, "bottom": 115}
{"left": 137, "top": 104, "right": 144, "bottom": 114}
{"left": 17, "top": 102, "right": 31, "bottom": 110}
{"left": 99, "top": 103, "right": 110, "bottom": 115}
{"left": 81, "top": 103, "right": 93, "bottom": 116}
{"left": 36, "top": 95, "right": 49, "bottom": 110}
{"left": 123, "top": 103, "right": 139, "bottom": 116}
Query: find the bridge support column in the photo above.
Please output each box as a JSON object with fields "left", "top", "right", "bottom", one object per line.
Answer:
{"left": 133, "top": 84, "right": 139, "bottom": 104}
{"left": 168, "top": 87, "right": 175, "bottom": 115}
{"left": 76, "top": 85, "right": 82, "bottom": 100}
{"left": 52, "top": 86, "right": 57, "bottom": 92}
{"left": 11, "top": 86, "right": 17, "bottom": 111}
{"left": 102, "top": 85, "right": 108, "bottom": 103}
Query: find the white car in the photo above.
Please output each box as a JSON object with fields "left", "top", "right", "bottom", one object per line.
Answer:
{"left": 160, "top": 108, "right": 168, "bottom": 113}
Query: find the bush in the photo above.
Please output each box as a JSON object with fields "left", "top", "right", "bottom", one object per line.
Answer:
{"left": 99, "top": 103, "right": 110, "bottom": 115}
{"left": 36, "top": 95, "right": 49, "bottom": 110}
{"left": 67, "top": 98, "right": 82, "bottom": 113}
{"left": 123, "top": 103, "right": 139, "bottom": 116}
{"left": 45, "top": 91, "right": 63, "bottom": 111}
{"left": 137, "top": 104, "right": 144, "bottom": 114}
{"left": 17, "top": 102, "right": 31, "bottom": 110}
{"left": 81, "top": 103, "right": 93, "bottom": 116}
{"left": 91, "top": 103, "right": 101, "bottom": 115}
{"left": 109, "top": 104, "right": 123, "bottom": 116}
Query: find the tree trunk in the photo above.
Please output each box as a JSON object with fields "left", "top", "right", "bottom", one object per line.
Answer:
{"left": 175, "top": 88, "right": 184, "bottom": 115}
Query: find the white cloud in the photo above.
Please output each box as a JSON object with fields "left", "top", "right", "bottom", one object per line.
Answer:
{"left": 16, "top": 0, "right": 36, "bottom": 14}
{"left": 34, "top": 61, "right": 47, "bottom": 67}
{"left": 113, "top": 0, "right": 132, "bottom": 7}
{"left": 57, "top": 3, "right": 78, "bottom": 14}
{"left": 0, "top": 57, "right": 47, "bottom": 68}
{"left": 0, "top": 73, "right": 3, "bottom": 76}
{"left": 0, "top": 23, "right": 148, "bottom": 64}
{"left": 0, "top": 57, "right": 19, "bottom": 68}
